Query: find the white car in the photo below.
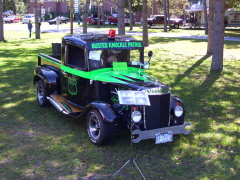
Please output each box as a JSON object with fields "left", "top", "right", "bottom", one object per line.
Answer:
{"left": 22, "top": 14, "right": 35, "bottom": 24}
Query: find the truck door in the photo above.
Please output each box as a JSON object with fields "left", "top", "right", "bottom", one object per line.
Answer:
{"left": 61, "top": 44, "right": 89, "bottom": 107}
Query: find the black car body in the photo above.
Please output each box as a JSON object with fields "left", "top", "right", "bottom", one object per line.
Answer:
{"left": 33, "top": 31, "right": 191, "bottom": 146}
{"left": 48, "top": 16, "right": 69, "bottom": 25}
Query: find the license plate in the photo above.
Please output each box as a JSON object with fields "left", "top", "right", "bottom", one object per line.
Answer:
{"left": 155, "top": 131, "right": 173, "bottom": 144}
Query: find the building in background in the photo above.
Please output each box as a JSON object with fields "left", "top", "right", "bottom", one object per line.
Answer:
{"left": 28, "top": 0, "right": 164, "bottom": 22}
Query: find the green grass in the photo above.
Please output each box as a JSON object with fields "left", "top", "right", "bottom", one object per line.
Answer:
{"left": 0, "top": 30, "right": 239, "bottom": 180}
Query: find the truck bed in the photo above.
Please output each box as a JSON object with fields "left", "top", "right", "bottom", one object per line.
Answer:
{"left": 38, "top": 53, "right": 61, "bottom": 69}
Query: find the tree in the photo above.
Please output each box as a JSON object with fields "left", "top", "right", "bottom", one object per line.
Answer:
{"left": 203, "top": 0, "right": 208, "bottom": 35}
{"left": 163, "top": 0, "right": 167, "bottom": 32}
{"left": 34, "top": 0, "right": 40, "bottom": 39}
{"left": 118, "top": 0, "right": 125, "bottom": 35}
{"left": 83, "top": 0, "right": 90, "bottom": 33}
{"left": 207, "top": 0, "right": 215, "bottom": 55}
{"left": 161, "top": 0, "right": 188, "bottom": 17}
{"left": 127, "top": 0, "right": 133, "bottom": 30}
{"left": 142, "top": 0, "right": 148, "bottom": 46}
{"left": 226, "top": 0, "right": 240, "bottom": 9}
{"left": 0, "top": 0, "right": 3, "bottom": 41}
{"left": 91, "top": 0, "right": 103, "bottom": 28}
{"left": 3, "top": 0, "right": 28, "bottom": 14}
{"left": 211, "top": 0, "right": 225, "bottom": 71}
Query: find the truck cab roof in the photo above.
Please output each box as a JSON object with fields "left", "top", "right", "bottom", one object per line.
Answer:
{"left": 62, "top": 34, "right": 144, "bottom": 51}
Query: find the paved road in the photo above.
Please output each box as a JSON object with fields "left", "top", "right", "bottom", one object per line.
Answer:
{"left": 4, "top": 22, "right": 240, "bottom": 41}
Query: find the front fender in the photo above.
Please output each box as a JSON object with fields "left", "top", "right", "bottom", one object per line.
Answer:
{"left": 82, "top": 102, "right": 117, "bottom": 123}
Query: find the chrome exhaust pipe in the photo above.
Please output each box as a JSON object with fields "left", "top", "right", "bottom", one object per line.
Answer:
{"left": 47, "top": 97, "right": 68, "bottom": 115}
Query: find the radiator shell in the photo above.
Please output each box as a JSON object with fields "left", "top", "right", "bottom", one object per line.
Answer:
{"left": 145, "top": 93, "right": 171, "bottom": 130}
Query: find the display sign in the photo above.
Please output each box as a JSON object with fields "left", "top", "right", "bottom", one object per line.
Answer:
{"left": 113, "top": 62, "right": 128, "bottom": 71}
{"left": 87, "top": 41, "right": 143, "bottom": 50}
{"left": 117, "top": 90, "right": 150, "bottom": 106}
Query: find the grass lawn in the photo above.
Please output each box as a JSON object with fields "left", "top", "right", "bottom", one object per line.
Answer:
{"left": 0, "top": 30, "right": 239, "bottom": 180}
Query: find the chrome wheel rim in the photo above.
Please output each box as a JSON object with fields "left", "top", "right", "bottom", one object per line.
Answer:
{"left": 88, "top": 113, "right": 100, "bottom": 140}
{"left": 37, "top": 84, "right": 44, "bottom": 105}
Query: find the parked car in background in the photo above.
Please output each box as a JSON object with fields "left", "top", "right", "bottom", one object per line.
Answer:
{"left": 107, "top": 14, "right": 131, "bottom": 25}
{"left": 107, "top": 14, "right": 118, "bottom": 24}
{"left": 4, "top": 15, "right": 21, "bottom": 23}
{"left": 147, "top": 15, "right": 183, "bottom": 28}
{"left": 87, "top": 14, "right": 103, "bottom": 25}
{"left": 22, "top": 14, "right": 35, "bottom": 24}
{"left": 48, "top": 16, "right": 69, "bottom": 25}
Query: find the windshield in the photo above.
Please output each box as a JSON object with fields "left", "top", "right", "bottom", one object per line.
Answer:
{"left": 89, "top": 49, "right": 143, "bottom": 71}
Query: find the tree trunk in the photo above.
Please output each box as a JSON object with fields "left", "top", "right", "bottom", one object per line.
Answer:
{"left": 203, "top": 0, "right": 208, "bottom": 35}
{"left": 167, "top": 0, "right": 171, "bottom": 31}
{"left": 102, "top": 5, "right": 105, "bottom": 26}
{"left": 83, "top": 0, "right": 90, "bottom": 34}
{"left": 142, "top": 0, "right": 149, "bottom": 47}
{"left": 118, "top": 0, "right": 125, "bottom": 35}
{"left": 34, "top": 0, "right": 40, "bottom": 39}
{"left": 97, "top": 4, "right": 101, "bottom": 28}
{"left": 128, "top": 0, "right": 133, "bottom": 31}
{"left": 207, "top": 0, "right": 215, "bottom": 54}
{"left": 0, "top": 0, "right": 4, "bottom": 41}
{"left": 70, "top": 0, "right": 74, "bottom": 34}
{"left": 163, "top": 0, "right": 167, "bottom": 32}
{"left": 211, "top": 0, "right": 225, "bottom": 71}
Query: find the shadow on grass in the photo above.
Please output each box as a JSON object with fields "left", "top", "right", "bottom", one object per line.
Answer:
{"left": 1, "top": 36, "right": 239, "bottom": 180}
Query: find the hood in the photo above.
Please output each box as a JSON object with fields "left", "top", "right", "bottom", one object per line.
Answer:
{"left": 61, "top": 65, "right": 169, "bottom": 91}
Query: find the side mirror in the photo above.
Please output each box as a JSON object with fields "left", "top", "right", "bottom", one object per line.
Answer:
{"left": 148, "top": 51, "right": 153, "bottom": 58}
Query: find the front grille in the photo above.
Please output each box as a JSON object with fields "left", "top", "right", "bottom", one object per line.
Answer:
{"left": 145, "top": 93, "right": 170, "bottom": 130}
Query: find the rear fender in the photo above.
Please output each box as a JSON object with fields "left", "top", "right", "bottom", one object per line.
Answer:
{"left": 33, "top": 66, "right": 60, "bottom": 94}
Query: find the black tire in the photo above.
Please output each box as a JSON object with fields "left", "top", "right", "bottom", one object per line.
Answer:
{"left": 87, "top": 109, "right": 114, "bottom": 146}
{"left": 37, "top": 80, "right": 50, "bottom": 107}
{"left": 148, "top": 23, "right": 152, "bottom": 28}
{"left": 174, "top": 23, "right": 179, "bottom": 29}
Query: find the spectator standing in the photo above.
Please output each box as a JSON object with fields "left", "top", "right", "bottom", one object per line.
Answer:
{"left": 28, "top": 20, "right": 33, "bottom": 38}
{"left": 56, "top": 16, "right": 60, "bottom": 29}
{"left": 78, "top": 14, "right": 81, "bottom": 25}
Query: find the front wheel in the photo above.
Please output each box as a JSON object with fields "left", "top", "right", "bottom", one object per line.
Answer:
{"left": 37, "top": 80, "right": 50, "bottom": 107}
{"left": 87, "top": 109, "right": 114, "bottom": 146}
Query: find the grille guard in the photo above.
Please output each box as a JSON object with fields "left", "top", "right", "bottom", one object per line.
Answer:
{"left": 132, "top": 122, "right": 192, "bottom": 143}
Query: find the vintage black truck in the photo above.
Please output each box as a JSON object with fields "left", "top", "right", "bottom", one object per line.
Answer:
{"left": 33, "top": 30, "right": 191, "bottom": 146}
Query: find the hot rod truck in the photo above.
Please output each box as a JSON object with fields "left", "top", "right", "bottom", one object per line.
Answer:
{"left": 33, "top": 30, "right": 191, "bottom": 146}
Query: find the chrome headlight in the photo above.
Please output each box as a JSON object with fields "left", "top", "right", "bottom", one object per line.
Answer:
{"left": 132, "top": 111, "right": 142, "bottom": 123}
{"left": 174, "top": 106, "right": 184, "bottom": 117}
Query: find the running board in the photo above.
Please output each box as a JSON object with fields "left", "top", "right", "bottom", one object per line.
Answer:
{"left": 47, "top": 95, "right": 83, "bottom": 115}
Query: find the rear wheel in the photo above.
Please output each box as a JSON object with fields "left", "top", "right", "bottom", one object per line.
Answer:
{"left": 174, "top": 23, "right": 179, "bottom": 29}
{"left": 87, "top": 109, "right": 114, "bottom": 146}
{"left": 37, "top": 80, "right": 50, "bottom": 107}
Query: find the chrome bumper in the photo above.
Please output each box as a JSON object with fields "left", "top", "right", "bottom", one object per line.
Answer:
{"left": 132, "top": 122, "right": 192, "bottom": 143}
